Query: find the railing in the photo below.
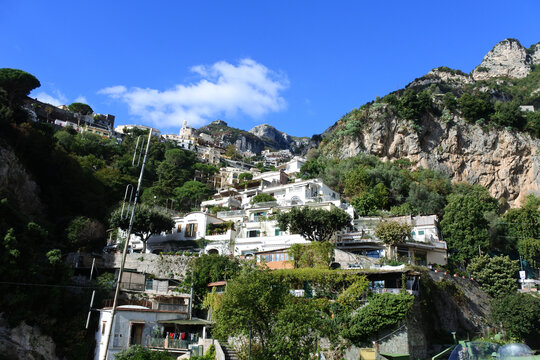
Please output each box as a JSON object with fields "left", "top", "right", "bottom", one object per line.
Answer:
{"left": 251, "top": 201, "right": 278, "bottom": 208}
{"left": 119, "top": 282, "right": 145, "bottom": 291}
{"left": 102, "top": 298, "right": 152, "bottom": 308}
{"left": 146, "top": 336, "right": 196, "bottom": 350}
{"left": 370, "top": 288, "right": 418, "bottom": 295}
{"left": 216, "top": 210, "right": 245, "bottom": 218}
{"left": 157, "top": 303, "right": 189, "bottom": 312}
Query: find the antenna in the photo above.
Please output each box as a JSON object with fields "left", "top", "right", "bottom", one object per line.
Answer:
{"left": 101, "top": 129, "right": 153, "bottom": 360}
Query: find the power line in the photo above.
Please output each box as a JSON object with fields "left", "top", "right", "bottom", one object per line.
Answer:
{"left": 0, "top": 281, "right": 100, "bottom": 289}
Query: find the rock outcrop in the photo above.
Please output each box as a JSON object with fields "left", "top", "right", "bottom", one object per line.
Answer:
{"left": 331, "top": 110, "right": 540, "bottom": 207}
{"left": 0, "top": 314, "right": 59, "bottom": 360}
{"left": 472, "top": 39, "right": 539, "bottom": 80}
{"left": 249, "top": 124, "right": 310, "bottom": 150}
{"left": 0, "top": 145, "right": 43, "bottom": 218}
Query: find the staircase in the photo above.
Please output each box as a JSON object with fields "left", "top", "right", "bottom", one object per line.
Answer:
{"left": 221, "top": 344, "right": 239, "bottom": 360}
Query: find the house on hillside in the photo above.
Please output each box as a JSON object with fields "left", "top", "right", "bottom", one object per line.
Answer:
{"left": 334, "top": 215, "right": 447, "bottom": 265}
{"left": 147, "top": 212, "right": 233, "bottom": 254}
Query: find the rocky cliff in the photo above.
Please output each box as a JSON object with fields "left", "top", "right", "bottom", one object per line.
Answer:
{"left": 0, "top": 314, "right": 59, "bottom": 360}
{"left": 197, "top": 120, "right": 309, "bottom": 154}
{"left": 472, "top": 38, "right": 540, "bottom": 81}
{"left": 249, "top": 124, "right": 310, "bottom": 151}
{"left": 330, "top": 110, "right": 540, "bottom": 207}
{"left": 321, "top": 39, "right": 540, "bottom": 207}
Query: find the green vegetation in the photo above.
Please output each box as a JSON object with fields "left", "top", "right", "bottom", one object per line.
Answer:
{"left": 114, "top": 345, "right": 174, "bottom": 359}
{"left": 440, "top": 184, "right": 499, "bottom": 264}
{"left": 251, "top": 193, "right": 276, "bottom": 204}
{"left": 276, "top": 206, "right": 351, "bottom": 242}
{"left": 109, "top": 204, "right": 174, "bottom": 253}
{"left": 490, "top": 293, "right": 540, "bottom": 342}
{"left": 467, "top": 255, "right": 519, "bottom": 297}
{"left": 67, "top": 102, "right": 93, "bottom": 115}
{"left": 287, "top": 241, "right": 334, "bottom": 268}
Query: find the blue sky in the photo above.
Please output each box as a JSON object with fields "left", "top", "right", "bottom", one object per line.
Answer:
{"left": 1, "top": 1, "right": 539, "bottom": 137}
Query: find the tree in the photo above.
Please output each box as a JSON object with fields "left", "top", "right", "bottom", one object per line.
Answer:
{"left": 467, "top": 255, "right": 519, "bottom": 297}
{"left": 251, "top": 193, "right": 276, "bottom": 204}
{"left": 504, "top": 195, "right": 540, "bottom": 250}
{"left": 225, "top": 144, "right": 241, "bottom": 160}
{"left": 374, "top": 220, "right": 413, "bottom": 259}
{"left": 458, "top": 93, "right": 493, "bottom": 123}
{"left": 109, "top": 204, "right": 174, "bottom": 253}
{"left": 518, "top": 238, "right": 540, "bottom": 268}
{"left": 268, "top": 298, "right": 322, "bottom": 360}
{"left": 114, "top": 345, "right": 174, "bottom": 359}
{"left": 491, "top": 293, "right": 540, "bottom": 342}
{"left": 440, "top": 184, "right": 498, "bottom": 264}
{"left": 174, "top": 181, "right": 213, "bottom": 211}
{"left": 183, "top": 254, "right": 240, "bottom": 310}
{"left": 287, "top": 241, "right": 334, "bottom": 268}
{"left": 276, "top": 206, "right": 351, "bottom": 242}
{"left": 238, "top": 172, "right": 253, "bottom": 182}
{"left": 65, "top": 216, "right": 106, "bottom": 251}
{"left": 342, "top": 292, "right": 414, "bottom": 344}
{"left": 213, "top": 269, "right": 289, "bottom": 351}
{"left": 67, "top": 102, "right": 93, "bottom": 115}
{"left": 0, "top": 68, "right": 41, "bottom": 107}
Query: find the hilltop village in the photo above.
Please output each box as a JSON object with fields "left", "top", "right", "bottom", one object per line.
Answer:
{"left": 1, "top": 38, "right": 540, "bottom": 360}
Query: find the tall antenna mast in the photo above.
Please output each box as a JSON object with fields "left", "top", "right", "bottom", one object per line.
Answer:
{"left": 101, "top": 129, "right": 153, "bottom": 360}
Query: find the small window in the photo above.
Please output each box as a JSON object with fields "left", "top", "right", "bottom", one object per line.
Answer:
{"left": 411, "top": 231, "right": 415, "bottom": 236}
{"left": 418, "top": 230, "right": 424, "bottom": 235}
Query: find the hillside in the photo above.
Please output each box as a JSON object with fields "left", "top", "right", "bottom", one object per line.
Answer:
{"left": 319, "top": 39, "right": 540, "bottom": 207}
{"left": 196, "top": 119, "right": 309, "bottom": 153}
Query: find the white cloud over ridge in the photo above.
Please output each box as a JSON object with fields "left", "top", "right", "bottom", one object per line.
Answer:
{"left": 34, "top": 91, "right": 67, "bottom": 106}
{"left": 98, "top": 59, "right": 289, "bottom": 128}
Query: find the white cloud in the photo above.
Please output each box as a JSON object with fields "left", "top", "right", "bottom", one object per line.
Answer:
{"left": 98, "top": 59, "right": 289, "bottom": 128}
{"left": 34, "top": 90, "right": 67, "bottom": 106}
{"left": 74, "top": 96, "right": 88, "bottom": 103}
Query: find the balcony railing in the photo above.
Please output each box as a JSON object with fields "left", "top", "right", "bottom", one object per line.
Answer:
{"left": 370, "top": 288, "right": 418, "bottom": 295}
{"left": 157, "top": 303, "right": 189, "bottom": 312}
{"left": 145, "top": 336, "right": 197, "bottom": 350}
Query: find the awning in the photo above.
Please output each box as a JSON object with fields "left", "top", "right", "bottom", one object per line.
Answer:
{"left": 158, "top": 318, "right": 214, "bottom": 325}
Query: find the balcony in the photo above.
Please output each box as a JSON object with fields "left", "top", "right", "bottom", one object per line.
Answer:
{"left": 146, "top": 337, "right": 197, "bottom": 350}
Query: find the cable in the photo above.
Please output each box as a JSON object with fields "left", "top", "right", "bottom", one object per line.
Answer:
{"left": 0, "top": 281, "right": 100, "bottom": 289}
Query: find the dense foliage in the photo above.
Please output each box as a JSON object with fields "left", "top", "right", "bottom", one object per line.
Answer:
{"left": 467, "top": 255, "right": 519, "bottom": 297}
{"left": 276, "top": 206, "right": 351, "bottom": 242}
{"left": 490, "top": 293, "right": 540, "bottom": 342}
{"left": 440, "top": 184, "right": 499, "bottom": 264}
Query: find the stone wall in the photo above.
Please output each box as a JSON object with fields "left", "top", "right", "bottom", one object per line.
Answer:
{"left": 103, "top": 253, "right": 191, "bottom": 280}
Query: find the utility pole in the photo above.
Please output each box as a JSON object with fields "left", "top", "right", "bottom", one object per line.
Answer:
{"left": 101, "top": 130, "right": 153, "bottom": 360}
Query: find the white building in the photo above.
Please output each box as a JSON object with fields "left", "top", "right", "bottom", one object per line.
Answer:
{"left": 335, "top": 215, "right": 447, "bottom": 265}
{"left": 115, "top": 125, "right": 161, "bottom": 137}
{"left": 147, "top": 212, "right": 229, "bottom": 254}
{"left": 276, "top": 156, "right": 306, "bottom": 176}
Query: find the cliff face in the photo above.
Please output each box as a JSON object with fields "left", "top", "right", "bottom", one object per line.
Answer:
{"left": 332, "top": 110, "right": 540, "bottom": 207}
{"left": 249, "top": 124, "right": 310, "bottom": 151}
{"left": 472, "top": 38, "right": 540, "bottom": 80}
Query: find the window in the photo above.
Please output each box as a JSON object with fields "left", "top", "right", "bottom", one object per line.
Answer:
{"left": 248, "top": 230, "right": 260, "bottom": 238}
{"left": 186, "top": 223, "right": 198, "bottom": 237}
{"left": 411, "top": 231, "right": 415, "bottom": 236}
{"left": 177, "top": 224, "right": 182, "bottom": 233}
{"left": 418, "top": 230, "right": 424, "bottom": 235}
{"left": 102, "top": 321, "right": 107, "bottom": 335}
{"left": 275, "top": 228, "right": 282, "bottom": 236}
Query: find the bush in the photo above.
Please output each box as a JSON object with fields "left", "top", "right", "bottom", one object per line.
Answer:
{"left": 491, "top": 293, "right": 540, "bottom": 341}
{"left": 467, "top": 255, "right": 519, "bottom": 297}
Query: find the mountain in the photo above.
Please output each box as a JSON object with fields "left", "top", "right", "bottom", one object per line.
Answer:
{"left": 248, "top": 124, "right": 310, "bottom": 152}
{"left": 319, "top": 39, "right": 540, "bottom": 207}
{"left": 196, "top": 120, "right": 310, "bottom": 153}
